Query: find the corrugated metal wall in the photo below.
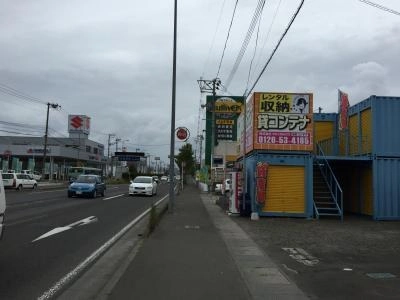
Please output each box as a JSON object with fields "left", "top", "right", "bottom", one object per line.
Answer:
{"left": 335, "top": 162, "right": 373, "bottom": 216}
{"left": 373, "top": 158, "right": 400, "bottom": 220}
{"left": 372, "top": 97, "right": 400, "bottom": 157}
{"left": 314, "top": 121, "right": 335, "bottom": 144}
{"left": 361, "top": 167, "right": 373, "bottom": 216}
{"left": 349, "top": 114, "right": 359, "bottom": 155}
{"left": 244, "top": 153, "right": 313, "bottom": 218}
{"left": 361, "top": 109, "right": 372, "bottom": 154}
{"left": 262, "top": 165, "right": 305, "bottom": 213}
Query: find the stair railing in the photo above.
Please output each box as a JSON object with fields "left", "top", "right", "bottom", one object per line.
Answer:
{"left": 315, "top": 143, "right": 343, "bottom": 220}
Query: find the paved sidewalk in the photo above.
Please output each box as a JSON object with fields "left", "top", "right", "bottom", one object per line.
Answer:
{"left": 107, "top": 182, "right": 308, "bottom": 300}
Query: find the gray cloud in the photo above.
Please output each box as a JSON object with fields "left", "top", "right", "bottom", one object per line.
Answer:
{"left": 0, "top": 0, "right": 399, "bottom": 162}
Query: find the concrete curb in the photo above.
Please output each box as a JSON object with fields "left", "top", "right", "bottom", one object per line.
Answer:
{"left": 201, "top": 194, "right": 309, "bottom": 300}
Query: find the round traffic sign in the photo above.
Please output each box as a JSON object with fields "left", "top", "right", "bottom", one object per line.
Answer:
{"left": 176, "top": 127, "right": 189, "bottom": 141}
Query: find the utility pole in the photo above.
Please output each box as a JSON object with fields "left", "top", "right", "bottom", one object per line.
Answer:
{"left": 199, "top": 134, "right": 204, "bottom": 168}
{"left": 197, "top": 78, "right": 221, "bottom": 190}
{"left": 42, "top": 102, "right": 60, "bottom": 180}
{"left": 107, "top": 133, "right": 115, "bottom": 177}
{"left": 168, "top": 0, "right": 177, "bottom": 212}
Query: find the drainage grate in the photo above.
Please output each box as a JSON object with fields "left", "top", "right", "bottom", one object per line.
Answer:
{"left": 366, "top": 273, "right": 396, "bottom": 279}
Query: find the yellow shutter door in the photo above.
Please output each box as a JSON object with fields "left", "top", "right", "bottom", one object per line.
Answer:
{"left": 262, "top": 166, "right": 305, "bottom": 213}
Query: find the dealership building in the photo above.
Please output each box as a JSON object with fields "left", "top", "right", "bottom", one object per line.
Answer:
{"left": 0, "top": 115, "right": 107, "bottom": 179}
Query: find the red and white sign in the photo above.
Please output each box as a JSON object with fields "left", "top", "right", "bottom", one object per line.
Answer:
{"left": 176, "top": 127, "right": 189, "bottom": 141}
{"left": 68, "top": 115, "right": 91, "bottom": 135}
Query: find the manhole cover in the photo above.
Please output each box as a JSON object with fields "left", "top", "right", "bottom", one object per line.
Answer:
{"left": 366, "top": 273, "right": 396, "bottom": 279}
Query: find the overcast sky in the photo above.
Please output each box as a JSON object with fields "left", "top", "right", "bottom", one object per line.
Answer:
{"left": 0, "top": 0, "right": 399, "bottom": 163}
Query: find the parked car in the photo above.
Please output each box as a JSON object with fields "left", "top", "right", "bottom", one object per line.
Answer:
{"left": 21, "top": 170, "right": 42, "bottom": 181}
{"left": 2, "top": 172, "right": 38, "bottom": 190}
{"left": 68, "top": 175, "right": 106, "bottom": 198}
{"left": 215, "top": 179, "right": 231, "bottom": 195}
{"left": 129, "top": 176, "right": 157, "bottom": 196}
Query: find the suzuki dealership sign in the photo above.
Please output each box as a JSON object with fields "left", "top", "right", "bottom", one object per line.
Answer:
{"left": 68, "top": 115, "right": 91, "bottom": 135}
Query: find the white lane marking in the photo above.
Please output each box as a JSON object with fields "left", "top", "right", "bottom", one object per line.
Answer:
{"left": 103, "top": 194, "right": 125, "bottom": 201}
{"left": 32, "top": 216, "right": 98, "bottom": 242}
{"left": 282, "top": 247, "right": 319, "bottom": 266}
{"left": 31, "top": 189, "right": 66, "bottom": 194}
{"left": 37, "top": 194, "right": 168, "bottom": 300}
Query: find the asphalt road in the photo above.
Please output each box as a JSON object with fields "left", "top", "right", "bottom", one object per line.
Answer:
{"left": 231, "top": 213, "right": 400, "bottom": 299}
{"left": 0, "top": 183, "right": 168, "bottom": 300}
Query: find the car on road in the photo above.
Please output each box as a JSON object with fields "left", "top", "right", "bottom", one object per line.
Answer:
{"left": 152, "top": 175, "right": 159, "bottom": 184}
{"left": 21, "top": 170, "right": 42, "bottom": 181}
{"left": 67, "top": 174, "right": 106, "bottom": 198}
{"left": 129, "top": 176, "right": 157, "bottom": 196}
{"left": 2, "top": 172, "right": 38, "bottom": 190}
{"left": 160, "top": 175, "right": 168, "bottom": 183}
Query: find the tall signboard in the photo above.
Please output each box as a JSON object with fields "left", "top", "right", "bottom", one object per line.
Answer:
{"left": 68, "top": 115, "right": 91, "bottom": 136}
{"left": 205, "top": 96, "right": 244, "bottom": 166}
{"left": 239, "top": 92, "right": 313, "bottom": 154}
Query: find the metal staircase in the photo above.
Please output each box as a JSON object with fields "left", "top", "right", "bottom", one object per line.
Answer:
{"left": 314, "top": 144, "right": 343, "bottom": 220}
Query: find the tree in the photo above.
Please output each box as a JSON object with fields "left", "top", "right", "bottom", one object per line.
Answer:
{"left": 175, "top": 143, "right": 195, "bottom": 176}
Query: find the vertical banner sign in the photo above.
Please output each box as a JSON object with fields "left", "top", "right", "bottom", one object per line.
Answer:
{"left": 255, "top": 162, "right": 268, "bottom": 205}
{"left": 338, "top": 90, "right": 350, "bottom": 130}
{"left": 254, "top": 92, "right": 313, "bottom": 151}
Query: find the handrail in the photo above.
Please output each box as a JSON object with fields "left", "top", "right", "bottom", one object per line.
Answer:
{"left": 315, "top": 143, "right": 343, "bottom": 220}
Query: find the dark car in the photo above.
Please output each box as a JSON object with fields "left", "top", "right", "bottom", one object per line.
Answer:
{"left": 68, "top": 175, "right": 106, "bottom": 198}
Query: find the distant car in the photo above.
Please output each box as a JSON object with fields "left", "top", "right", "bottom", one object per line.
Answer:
{"left": 152, "top": 176, "right": 159, "bottom": 184}
{"left": 215, "top": 179, "right": 231, "bottom": 195}
{"left": 160, "top": 175, "right": 168, "bottom": 183}
{"left": 129, "top": 176, "right": 157, "bottom": 196}
{"left": 21, "top": 170, "right": 42, "bottom": 181}
{"left": 68, "top": 175, "right": 106, "bottom": 198}
{"left": 2, "top": 173, "right": 38, "bottom": 190}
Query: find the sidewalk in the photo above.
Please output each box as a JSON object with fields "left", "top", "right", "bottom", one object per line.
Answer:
{"left": 107, "top": 182, "right": 308, "bottom": 300}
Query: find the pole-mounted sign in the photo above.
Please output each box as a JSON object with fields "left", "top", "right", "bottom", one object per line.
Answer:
{"left": 176, "top": 127, "right": 190, "bottom": 141}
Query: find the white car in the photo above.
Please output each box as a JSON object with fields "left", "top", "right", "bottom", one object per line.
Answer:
{"left": 2, "top": 173, "right": 38, "bottom": 190}
{"left": 22, "top": 170, "right": 42, "bottom": 181}
{"left": 129, "top": 176, "right": 157, "bottom": 196}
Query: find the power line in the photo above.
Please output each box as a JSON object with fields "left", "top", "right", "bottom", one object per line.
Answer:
{"left": 244, "top": 1, "right": 264, "bottom": 95}
{"left": 245, "top": 0, "right": 305, "bottom": 98}
{"left": 0, "top": 83, "right": 47, "bottom": 105}
{"left": 202, "top": 0, "right": 227, "bottom": 78}
{"left": 216, "top": 0, "right": 239, "bottom": 78}
{"left": 224, "top": 0, "right": 266, "bottom": 90}
{"left": 250, "top": 0, "right": 283, "bottom": 86}
{"left": 359, "top": 0, "right": 400, "bottom": 16}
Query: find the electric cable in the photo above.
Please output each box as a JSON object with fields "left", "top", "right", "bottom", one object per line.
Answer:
{"left": 244, "top": 1, "right": 264, "bottom": 96}
{"left": 223, "top": 0, "right": 266, "bottom": 90}
{"left": 202, "top": 0, "right": 227, "bottom": 78}
{"left": 216, "top": 0, "right": 239, "bottom": 78}
{"left": 245, "top": 0, "right": 305, "bottom": 98}
{"left": 250, "top": 0, "right": 282, "bottom": 86}
{"left": 358, "top": 0, "right": 400, "bottom": 16}
{"left": 0, "top": 83, "right": 47, "bottom": 105}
